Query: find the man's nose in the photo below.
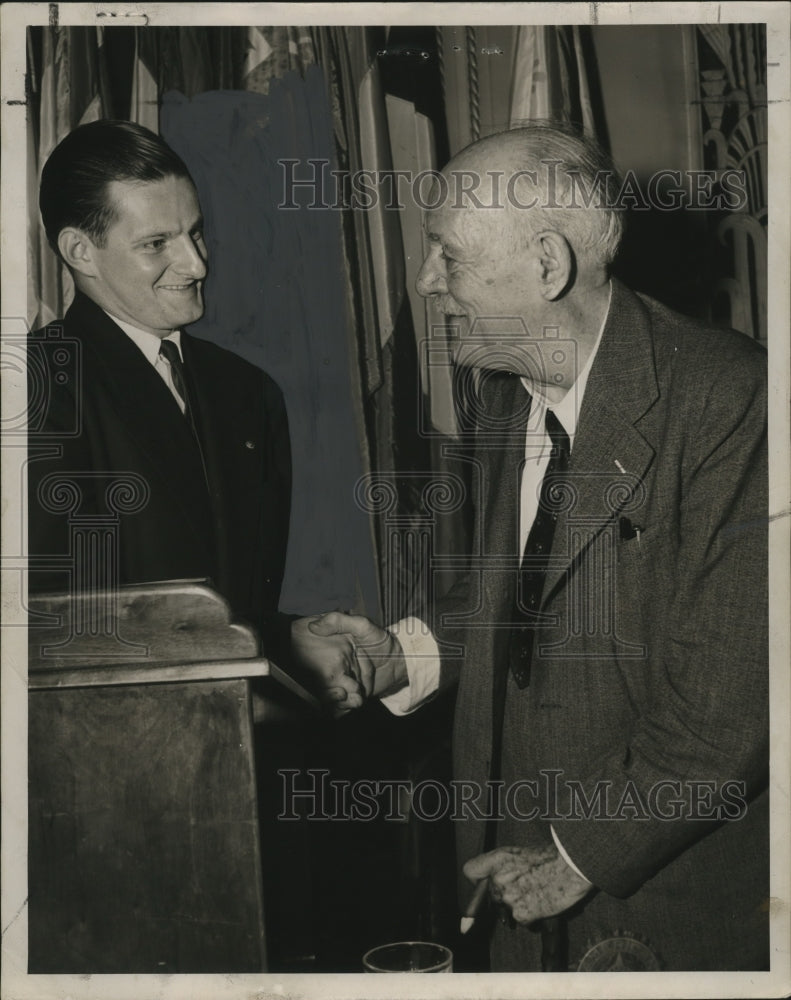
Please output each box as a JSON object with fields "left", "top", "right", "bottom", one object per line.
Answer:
{"left": 172, "top": 234, "right": 207, "bottom": 279}
{"left": 416, "top": 252, "right": 446, "bottom": 298}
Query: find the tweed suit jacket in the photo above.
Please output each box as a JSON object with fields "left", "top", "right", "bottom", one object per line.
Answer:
{"left": 28, "top": 292, "right": 292, "bottom": 651}
{"left": 432, "top": 279, "right": 768, "bottom": 971}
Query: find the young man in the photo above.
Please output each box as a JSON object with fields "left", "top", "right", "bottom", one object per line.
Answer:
{"left": 29, "top": 119, "right": 353, "bottom": 680}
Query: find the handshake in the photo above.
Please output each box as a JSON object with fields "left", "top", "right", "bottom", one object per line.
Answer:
{"left": 290, "top": 612, "right": 408, "bottom": 715}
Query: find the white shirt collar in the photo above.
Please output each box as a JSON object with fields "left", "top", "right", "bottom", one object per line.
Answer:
{"left": 521, "top": 281, "right": 611, "bottom": 445}
{"left": 104, "top": 310, "right": 183, "bottom": 365}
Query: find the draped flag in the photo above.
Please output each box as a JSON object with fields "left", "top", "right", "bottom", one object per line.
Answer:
{"left": 28, "top": 27, "right": 110, "bottom": 326}
{"left": 130, "top": 29, "right": 158, "bottom": 132}
{"left": 509, "top": 26, "right": 596, "bottom": 133}
{"left": 242, "top": 26, "right": 316, "bottom": 93}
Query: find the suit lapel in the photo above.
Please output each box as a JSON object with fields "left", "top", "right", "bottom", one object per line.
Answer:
{"left": 479, "top": 373, "right": 530, "bottom": 626}
{"left": 452, "top": 372, "right": 527, "bottom": 795}
{"left": 181, "top": 332, "right": 262, "bottom": 606}
{"left": 541, "top": 279, "right": 659, "bottom": 605}
{"left": 65, "top": 294, "right": 211, "bottom": 532}
{"left": 180, "top": 333, "right": 233, "bottom": 593}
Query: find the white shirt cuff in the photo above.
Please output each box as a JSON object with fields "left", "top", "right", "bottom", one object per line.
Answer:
{"left": 379, "top": 617, "right": 440, "bottom": 716}
{"left": 551, "top": 825, "right": 593, "bottom": 884}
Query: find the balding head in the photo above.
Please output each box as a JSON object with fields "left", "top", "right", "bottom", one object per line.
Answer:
{"left": 438, "top": 123, "right": 624, "bottom": 271}
{"left": 415, "top": 123, "right": 616, "bottom": 386}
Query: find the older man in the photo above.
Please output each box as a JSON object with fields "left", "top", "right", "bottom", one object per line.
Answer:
{"left": 311, "top": 124, "right": 768, "bottom": 971}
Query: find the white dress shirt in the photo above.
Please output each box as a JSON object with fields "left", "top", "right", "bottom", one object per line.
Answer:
{"left": 106, "top": 311, "right": 186, "bottom": 413}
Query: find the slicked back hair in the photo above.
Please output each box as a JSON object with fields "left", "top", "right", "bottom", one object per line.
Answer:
{"left": 40, "top": 119, "right": 194, "bottom": 260}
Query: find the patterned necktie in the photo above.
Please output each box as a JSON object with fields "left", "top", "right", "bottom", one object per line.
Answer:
{"left": 508, "top": 406, "right": 571, "bottom": 688}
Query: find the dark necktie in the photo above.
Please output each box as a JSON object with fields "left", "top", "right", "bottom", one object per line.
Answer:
{"left": 158, "top": 338, "right": 191, "bottom": 419}
{"left": 158, "top": 338, "right": 209, "bottom": 487}
{"left": 509, "top": 406, "right": 571, "bottom": 688}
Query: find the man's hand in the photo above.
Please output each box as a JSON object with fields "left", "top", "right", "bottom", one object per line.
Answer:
{"left": 463, "top": 843, "right": 592, "bottom": 925}
{"left": 290, "top": 615, "right": 364, "bottom": 715}
{"left": 308, "top": 612, "right": 408, "bottom": 699}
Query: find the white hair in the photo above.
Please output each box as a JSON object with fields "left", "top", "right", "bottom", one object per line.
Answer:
{"left": 448, "top": 122, "right": 625, "bottom": 268}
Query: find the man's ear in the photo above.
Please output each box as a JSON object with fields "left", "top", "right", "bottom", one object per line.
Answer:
{"left": 57, "top": 228, "right": 99, "bottom": 277}
{"left": 535, "top": 231, "right": 573, "bottom": 300}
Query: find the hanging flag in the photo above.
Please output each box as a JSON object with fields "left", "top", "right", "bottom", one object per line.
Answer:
{"left": 358, "top": 61, "right": 405, "bottom": 349}
{"left": 130, "top": 29, "right": 158, "bottom": 132}
{"left": 31, "top": 27, "right": 109, "bottom": 326}
{"left": 509, "top": 26, "right": 595, "bottom": 135}
{"left": 242, "top": 26, "right": 316, "bottom": 95}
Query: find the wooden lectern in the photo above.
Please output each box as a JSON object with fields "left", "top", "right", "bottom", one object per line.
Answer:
{"left": 28, "top": 581, "right": 316, "bottom": 974}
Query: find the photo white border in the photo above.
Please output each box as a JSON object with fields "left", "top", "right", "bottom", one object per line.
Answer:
{"left": 2, "top": 3, "right": 789, "bottom": 998}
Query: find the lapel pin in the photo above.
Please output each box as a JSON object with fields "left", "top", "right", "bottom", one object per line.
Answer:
{"left": 245, "top": 440, "right": 255, "bottom": 450}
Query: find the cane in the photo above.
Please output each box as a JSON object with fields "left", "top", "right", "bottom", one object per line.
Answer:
{"left": 539, "top": 916, "right": 567, "bottom": 972}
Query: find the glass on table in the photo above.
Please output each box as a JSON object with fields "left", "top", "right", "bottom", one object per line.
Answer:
{"left": 362, "top": 940, "right": 453, "bottom": 973}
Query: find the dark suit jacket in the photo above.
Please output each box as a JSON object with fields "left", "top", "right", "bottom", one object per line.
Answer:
{"left": 433, "top": 279, "right": 768, "bottom": 971}
{"left": 28, "top": 292, "right": 292, "bottom": 653}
